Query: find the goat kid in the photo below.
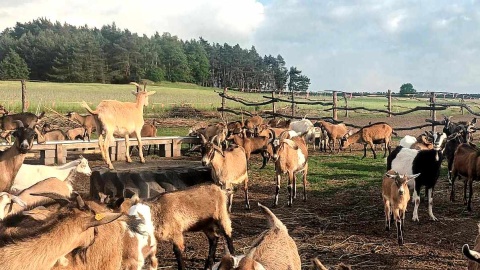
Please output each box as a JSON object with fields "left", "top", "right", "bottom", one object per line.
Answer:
{"left": 382, "top": 171, "right": 420, "bottom": 245}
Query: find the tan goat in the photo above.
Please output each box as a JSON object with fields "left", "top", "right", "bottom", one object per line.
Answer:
{"left": 341, "top": 122, "right": 394, "bottom": 159}
{"left": 201, "top": 134, "right": 250, "bottom": 212}
{"left": 119, "top": 184, "right": 235, "bottom": 270}
{"left": 215, "top": 203, "right": 301, "bottom": 270}
{"left": 66, "top": 127, "right": 87, "bottom": 140}
{"left": 382, "top": 170, "right": 420, "bottom": 246}
{"left": 0, "top": 198, "right": 123, "bottom": 270}
{"left": 34, "top": 125, "right": 67, "bottom": 142}
{"left": 52, "top": 200, "right": 156, "bottom": 270}
{"left": 244, "top": 115, "right": 263, "bottom": 136}
{"left": 81, "top": 82, "right": 156, "bottom": 169}
{"left": 66, "top": 111, "right": 96, "bottom": 141}
{"left": 463, "top": 223, "right": 480, "bottom": 269}
{"left": 228, "top": 130, "right": 273, "bottom": 169}
{"left": 315, "top": 120, "right": 348, "bottom": 153}
{"left": 272, "top": 136, "right": 308, "bottom": 206}
{"left": 0, "top": 121, "right": 37, "bottom": 192}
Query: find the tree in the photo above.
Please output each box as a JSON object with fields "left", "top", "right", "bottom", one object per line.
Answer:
{"left": 0, "top": 49, "right": 29, "bottom": 79}
{"left": 288, "top": 67, "right": 310, "bottom": 92}
{"left": 399, "top": 83, "right": 416, "bottom": 96}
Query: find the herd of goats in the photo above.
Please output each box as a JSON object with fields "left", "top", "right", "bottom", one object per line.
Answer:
{"left": 1, "top": 82, "right": 480, "bottom": 269}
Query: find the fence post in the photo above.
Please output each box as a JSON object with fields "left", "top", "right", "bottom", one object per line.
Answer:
{"left": 343, "top": 92, "right": 349, "bottom": 118}
{"left": 461, "top": 96, "right": 465, "bottom": 115}
{"left": 430, "top": 92, "right": 436, "bottom": 132}
{"left": 221, "top": 87, "right": 226, "bottom": 119}
{"left": 272, "top": 91, "right": 276, "bottom": 119}
{"left": 333, "top": 91, "right": 338, "bottom": 120}
{"left": 291, "top": 90, "right": 295, "bottom": 118}
{"left": 387, "top": 89, "right": 392, "bottom": 117}
{"left": 21, "top": 80, "right": 27, "bottom": 113}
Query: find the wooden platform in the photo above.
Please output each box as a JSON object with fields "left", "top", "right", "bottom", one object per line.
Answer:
{"left": 0, "top": 136, "right": 200, "bottom": 165}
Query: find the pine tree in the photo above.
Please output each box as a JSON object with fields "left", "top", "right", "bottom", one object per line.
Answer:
{"left": 0, "top": 49, "right": 29, "bottom": 79}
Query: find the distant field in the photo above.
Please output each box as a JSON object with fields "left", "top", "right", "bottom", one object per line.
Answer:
{"left": 0, "top": 81, "right": 475, "bottom": 119}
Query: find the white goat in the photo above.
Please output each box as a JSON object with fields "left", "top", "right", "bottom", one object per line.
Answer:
{"left": 289, "top": 118, "right": 315, "bottom": 146}
{"left": 11, "top": 156, "right": 91, "bottom": 193}
{"left": 81, "top": 82, "right": 156, "bottom": 169}
{"left": 382, "top": 170, "right": 420, "bottom": 246}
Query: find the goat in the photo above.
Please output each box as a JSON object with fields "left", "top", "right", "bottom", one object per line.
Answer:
{"left": 443, "top": 115, "right": 477, "bottom": 141}
{"left": 11, "top": 156, "right": 91, "bottom": 193}
{"left": 382, "top": 170, "right": 420, "bottom": 245}
{"left": 190, "top": 123, "right": 228, "bottom": 147}
{"left": 0, "top": 195, "right": 123, "bottom": 270}
{"left": 444, "top": 125, "right": 471, "bottom": 184}
{"left": 244, "top": 115, "right": 263, "bottom": 137}
{"left": 66, "top": 127, "right": 87, "bottom": 141}
{"left": 315, "top": 120, "right": 348, "bottom": 153}
{"left": 272, "top": 135, "right": 308, "bottom": 206}
{"left": 450, "top": 143, "right": 480, "bottom": 211}
{"left": 463, "top": 223, "right": 480, "bottom": 269}
{"left": 387, "top": 132, "right": 447, "bottom": 221}
{"left": 201, "top": 134, "right": 250, "bottom": 212}
{"left": 81, "top": 82, "right": 156, "bottom": 169}
{"left": 66, "top": 111, "right": 96, "bottom": 142}
{"left": 228, "top": 130, "right": 273, "bottom": 169}
{"left": 0, "top": 111, "right": 45, "bottom": 130}
{"left": 214, "top": 203, "right": 301, "bottom": 270}
{"left": 34, "top": 125, "right": 67, "bottom": 142}
{"left": 52, "top": 200, "right": 155, "bottom": 270}
{"left": 227, "top": 120, "right": 243, "bottom": 136}
{"left": 340, "top": 122, "right": 394, "bottom": 159}
{"left": 0, "top": 121, "right": 37, "bottom": 192}
{"left": 268, "top": 118, "right": 291, "bottom": 128}
{"left": 118, "top": 184, "right": 235, "bottom": 270}
{"left": 399, "top": 133, "right": 434, "bottom": 150}
{"left": 0, "top": 177, "right": 74, "bottom": 219}
{"left": 289, "top": 118, "right": 316, "bottom": 146}
{"left": 129, "top": 122, "right": 158, "bottom": 156}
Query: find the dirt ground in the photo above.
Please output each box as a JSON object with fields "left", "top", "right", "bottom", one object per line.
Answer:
{"left": 70, "top": 114, "right": 480, "bottom": 270}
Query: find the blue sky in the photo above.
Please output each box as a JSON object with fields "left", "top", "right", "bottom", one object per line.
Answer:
{"left": 1, "top": 0, "right": 480, "bottom": 93}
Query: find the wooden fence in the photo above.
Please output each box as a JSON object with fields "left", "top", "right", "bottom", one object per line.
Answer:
{"left": 217, "top": 88, "right": 480, "bottom": 132}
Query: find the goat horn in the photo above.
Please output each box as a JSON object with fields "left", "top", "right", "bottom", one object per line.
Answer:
{"left": 29, "top": 192, "right": 70, "bottom": 206}
{"left": 13, "top": 120, "right": 24, "bottom": 128}
{"left": 11, "top": 195, "right": 27, "bottom": 208}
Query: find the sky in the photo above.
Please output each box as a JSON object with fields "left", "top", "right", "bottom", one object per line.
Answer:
{"left": 1, "top": 0, "right": 480, "bottom": 93}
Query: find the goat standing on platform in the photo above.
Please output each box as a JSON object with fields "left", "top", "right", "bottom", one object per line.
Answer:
{"left": 81, "top": 82, "right": 156, "bottom": 169}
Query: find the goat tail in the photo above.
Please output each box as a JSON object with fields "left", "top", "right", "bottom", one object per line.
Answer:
{"left": 257, "top": 203, "right": 287, "bottom": 231}
{"left": 81, "top": 101, "right": 96, "bottom": 115}
{"left": 37, "top": 111, "right": 45, "bottom": 119}
{"left": 463, "top": 244, "right": 480, "bottom": 263}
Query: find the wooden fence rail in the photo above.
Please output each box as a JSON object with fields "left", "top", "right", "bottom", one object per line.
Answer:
{"left": 218, "top": 89, "right": 480, "bottom": 133}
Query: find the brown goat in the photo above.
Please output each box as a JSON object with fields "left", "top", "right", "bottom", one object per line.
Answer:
{"left": 463, "top": 223, "right": 480, "bottom": 269}
{"left": 67, "top": 127, "right": 87, "bottom": 141}
{"left": 268, "top": 118, "right": 291, "bottom": 128}
{"left": 272, "top": 136, "right": 308, "bottom": 206}
{"left": 228, "top": 130, "right": 273, "bottom": 169}
{"left": 0, "top": 197, "right": 123, "bottom": 270}
{"left": 34, "top": 125, "right": 67, "bottom": 142}
{"left": 0, "top": 121, "right": 37, "bottom": 192}
{"left": 0, "top": 111, "right": 45, "bottom": 130}
{"left": 244, "top": 115, "right": 263, "bottom": 136}
{"left": 340, "top": 122, "right": 394, "bottom": 159}
{"left": 119, "top": 184, "right": 235, "bottom": 270}
{"left": 66, "top": 111, "right": 96, "bottom": 142}
{"left": 215, "top": 203, "right": 301, "bottom": 270}
{"left": 201, "top": 134, "right": 250, "bottom": 212}
{"left": 450, "top": 143, "right": 480, "bottom": 211}
{"left": 315, "top": 120, "right": 348, "bottom": 153}
{"left": 82, "top": 82, "right": 156, "bottom": 169}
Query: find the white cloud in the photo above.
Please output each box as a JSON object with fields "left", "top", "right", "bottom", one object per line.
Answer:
{"left": 0, "top": 0, "right": 264, "bottom": 46}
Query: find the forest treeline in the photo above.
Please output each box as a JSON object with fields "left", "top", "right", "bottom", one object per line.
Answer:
{"left": 0, "top": 18, "right": 310, "bottom": 91}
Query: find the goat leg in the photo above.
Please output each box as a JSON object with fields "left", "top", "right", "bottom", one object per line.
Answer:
{"left": 173, "top": 242, "right": 186, "bottom": 270}
{"left": 468, "top": 180, "right": 474, "bottom": 212}
{"left": 204, "top": 233, "right": 219, "bottom": 270}
{"left": 302, "top": 164, "right": 308, "bottom": 202}
{"left": 273, "top": 174, "right": 281, "bottom": 207}
{"left": 244, "top": 178, "right": 250, "bottom": 210}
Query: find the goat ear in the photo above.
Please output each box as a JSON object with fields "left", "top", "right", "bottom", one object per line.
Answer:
{"left": 147, "top": 91, "right": 156, "bottom": 96}
{"left": 131, "top": 193, "right": 140, "bottom": 204}
{"left": 385, "top": 173, "right": 396, "bottom": 179}
{"left": 283, "top": 139, "right": 298, "bottom": 150}
{"left": 408, "top": 173, "right": 421, "bottom": 180}
{"left": 210, "top": 135, "right": 218, "bottom": 143}
{"left": 311, "top": 258, "right": 329, "bottom": 270}
{"left": 84, "top": 212, "right": 124, "bottom": 230}
{"left": 29, "top": 192, "right": 70, "bottom": 206}
{"left": 11, "top": 195, "right": 27, "bottom": 208}
{"left": 22, "top": 206, "right": 51, "bottom": 221}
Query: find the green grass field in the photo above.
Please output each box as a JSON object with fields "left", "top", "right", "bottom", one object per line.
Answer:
{"left": 0, "top": 81, "right": 473, "bottom": 118}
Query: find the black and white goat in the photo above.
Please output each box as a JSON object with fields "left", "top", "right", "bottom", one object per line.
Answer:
{"left": 386, "top": 132, "right": 447, "bottom": 222}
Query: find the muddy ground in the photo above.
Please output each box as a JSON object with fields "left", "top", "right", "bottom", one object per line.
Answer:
{"left": 64, "top": 114, "right": 480, "bottom": 270}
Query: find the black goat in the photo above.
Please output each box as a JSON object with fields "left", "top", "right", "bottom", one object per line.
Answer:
{"left": 387, "top": 132, "right": 447, "bottom": 222}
